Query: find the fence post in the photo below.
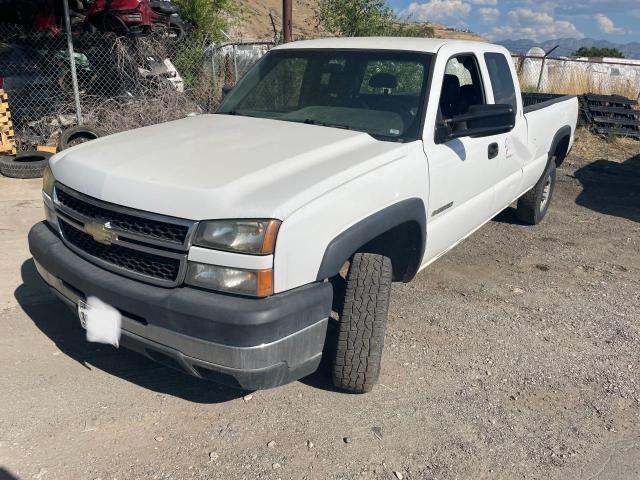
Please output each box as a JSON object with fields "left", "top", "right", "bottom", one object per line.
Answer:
{"left": 517, "top": 54, "right": 525, "bottom": 76}
{"left": 210, "top": 44, "right": 217, "bottom": 90}
{"left": 283, "top": 0, "right": 293, "bottom": 43}
{"left": 232, "top": 44, "right": 239, "bottom": 83}
{"left": 536, "top": 45, "right": 559, "bottom": 93}
{"left": 62, "top": 0, "right": 83, "bottom": 125}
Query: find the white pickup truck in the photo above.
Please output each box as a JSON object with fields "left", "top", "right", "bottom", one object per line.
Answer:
{"left": 29, "top": 38, "right": 578, "bottom": 393}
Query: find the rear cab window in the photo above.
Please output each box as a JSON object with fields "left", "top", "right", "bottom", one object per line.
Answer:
{"left": 484, "top": 52, "right": 518, "bottom": 115}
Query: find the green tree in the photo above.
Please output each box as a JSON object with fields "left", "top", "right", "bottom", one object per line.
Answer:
{"left": 173, "top": 0, "right": 240, "bottom": 41}
{"left": 316, "top": 0, "right": 433, "bottom": 37}
{"left": 573, "top": 47, "right": 625, "bottom": 58}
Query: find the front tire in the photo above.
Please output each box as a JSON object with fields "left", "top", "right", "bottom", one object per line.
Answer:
{"left": 517, "top": 160, "right": 556, "bottom": 225}
{"left": 332, "top": 253, "right": 392, "bottom": 393}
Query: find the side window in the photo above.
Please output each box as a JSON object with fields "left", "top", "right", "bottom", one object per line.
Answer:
{"left": 239, "top": 57, "right": 307, "bottom": 112}
{"left": 484, "top": 52, "right": 518, "bottom": 114}
{"left": 440, "top": 55, "right": 485, "bottom": 119}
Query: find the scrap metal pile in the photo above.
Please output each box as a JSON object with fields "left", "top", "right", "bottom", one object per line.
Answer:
{"left": 578, "top": 94, "right": 640, "bottom": 139}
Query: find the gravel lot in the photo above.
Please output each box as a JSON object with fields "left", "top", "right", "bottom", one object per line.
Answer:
{"left": 0, "top": 131, "right": 639, "bottom": 480}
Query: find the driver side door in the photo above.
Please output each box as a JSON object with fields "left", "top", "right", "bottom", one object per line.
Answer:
{"left": 422, "top": 50, "right": 500, "bottom": 264}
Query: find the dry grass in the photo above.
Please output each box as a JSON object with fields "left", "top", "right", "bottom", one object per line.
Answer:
{"left": 15, "top": 85, "right": 205, "bottom": 151}
{"left": 517, "top": 65, "right": 640, "bottom": 99}
{"left": 571, "top": 127, "right": 640, "bottom": 163}
{"left": 78, "top": 90, "right": 202, "bottom": 136}
{"left": 549, "top": 71, "right": 637, "bottom": 98}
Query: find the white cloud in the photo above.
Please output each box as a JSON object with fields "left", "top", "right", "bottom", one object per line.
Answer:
{"left": 470, "top": 0, "right": 498, "bottom": 5}
{"left": 399, "top": 0, "right": 472, "bottom": 23}
{"left": 487, "top": 7, "right": 583, "bottom": 40}
{"left": 594, "top": 13, "right": 625, "bottom": 34}
{"left": 478, "top": 7, "right": 500, "bottom": 23}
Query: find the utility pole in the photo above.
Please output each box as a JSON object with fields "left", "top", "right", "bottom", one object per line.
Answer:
{"left": 62, "top": 0, "right": 83, "bottom": 125}
{"left": 283, "top": 0, "right": 292, "bottom": 43}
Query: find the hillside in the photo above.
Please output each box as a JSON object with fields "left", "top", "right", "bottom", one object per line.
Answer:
{"left": 230, "top": 0, "right": 322, "bottom": 40}
{"left": 229, "top": 0, "right": 485, "bottom": 42}
{"left": 429, "top": 24, "right": 484, "bottom": 42}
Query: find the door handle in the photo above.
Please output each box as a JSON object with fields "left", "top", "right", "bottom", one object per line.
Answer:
{"left": 488, "top": 142, "right": 499, "bottom": 159}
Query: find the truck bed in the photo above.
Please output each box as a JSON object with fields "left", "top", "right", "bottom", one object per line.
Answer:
{"left": 522, "top": 93, "right": 579, "bottom": 180}
{"left": 522, "top": 92, "right": 575, "bottom": 114}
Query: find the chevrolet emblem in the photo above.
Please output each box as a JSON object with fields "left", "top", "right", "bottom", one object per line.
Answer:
{"left": 85, "top": 221, "right": 116, "bottom": 245}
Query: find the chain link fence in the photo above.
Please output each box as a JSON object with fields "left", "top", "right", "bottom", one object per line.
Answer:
{"left": 4, "top": 22, "right": 640, "bottom": 151}
{"left": 512, "top": 54, "right": 640, "bottom": 101}
{"left": 0, "top": 23, "right": 274, "bottom": 150}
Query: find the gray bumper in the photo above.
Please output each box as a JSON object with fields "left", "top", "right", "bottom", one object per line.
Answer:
{"left": 29, "top": 222, "right": 333, "bottom": 390}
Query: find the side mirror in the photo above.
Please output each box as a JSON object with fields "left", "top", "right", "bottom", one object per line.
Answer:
{"left": 436, "top": 104, "right": 515, "bottom": 143}
{"left": 221, "top": 84, "right": 234, "bottom": 97}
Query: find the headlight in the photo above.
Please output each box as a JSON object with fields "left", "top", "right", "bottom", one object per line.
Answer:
{"left": 43, "top": 165, "right": 55, "bottom": 197}
{"left": 193, "top": 219, "right": 280, "bottom": 254}
{"left": 186, "top": 262, "right": 273, "bottom": 297}
{"left": 42, "top": 165, "right": 58, "bottom": 227}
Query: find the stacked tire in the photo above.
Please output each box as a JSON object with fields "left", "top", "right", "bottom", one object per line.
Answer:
{"left": 0, "top": 126, "right": 104, "bottom": 179}
{"left": 0, "top": 152, "right": 53, "bottom": 179}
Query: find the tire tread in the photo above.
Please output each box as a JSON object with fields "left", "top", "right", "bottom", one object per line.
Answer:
{"left": 332, "top": 253, "right": 392, "bottom": 393}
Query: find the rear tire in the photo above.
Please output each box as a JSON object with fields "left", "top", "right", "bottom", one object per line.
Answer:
{"left": 517, "top": 160, "right": 556, "bottom": 225}
{"left": 332, "top": 253, "right": 392, "bottom": 394}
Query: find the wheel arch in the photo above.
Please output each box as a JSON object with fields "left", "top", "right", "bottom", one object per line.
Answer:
{"left": 316, "top": 198, "right": 426, "bottom": 283}
{"left": 549, "top": 125, "right": 572, "bottom": 167}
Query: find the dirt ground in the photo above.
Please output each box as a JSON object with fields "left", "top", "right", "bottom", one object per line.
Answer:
{"left": 1, "top": 130, "right": 639, "bottom": 480}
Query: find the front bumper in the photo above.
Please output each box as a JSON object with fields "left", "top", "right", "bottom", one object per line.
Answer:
{"left": 28, "top": 222, "right": 333, "bottom": 390}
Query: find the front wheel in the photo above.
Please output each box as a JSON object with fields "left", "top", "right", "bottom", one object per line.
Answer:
{"left": 332, "top": 253, "right": 392, "bottom": 393}
{"left": 517, "top": 160, "right": 557, "bottom": 225}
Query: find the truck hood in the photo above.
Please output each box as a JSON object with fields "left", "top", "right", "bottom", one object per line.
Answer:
{"left": 51, "top": 114, "right": 409, "bottom": 220}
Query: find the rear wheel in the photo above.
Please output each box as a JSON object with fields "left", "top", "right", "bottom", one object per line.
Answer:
{"left": 332, "top": 253, "right": 392, "bottom": 393}
{"left": 517, "top": 160, "right": 556, "bottom": 225}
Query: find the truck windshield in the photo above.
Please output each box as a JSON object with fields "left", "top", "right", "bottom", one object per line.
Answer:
{"left": 217, "top": 49, "right": 433, "bottom": 142}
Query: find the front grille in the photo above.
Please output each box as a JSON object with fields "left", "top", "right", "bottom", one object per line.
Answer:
{"left": 56, "top": 187, "right": 189, "bottom": 245}
{"left": 60, "top": 220, "right": 181, "bottom": 283}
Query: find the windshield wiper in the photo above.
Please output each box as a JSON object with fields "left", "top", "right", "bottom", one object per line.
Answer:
{"left": 303, "top": 119, "right": 351, "bottom": 130}
{"left": 221, "top": 110, "right": 259, "bottom": 118}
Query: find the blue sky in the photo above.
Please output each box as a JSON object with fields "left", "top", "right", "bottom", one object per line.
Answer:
{"left": 388, "top": 0, "right": 640, "bottom": 43}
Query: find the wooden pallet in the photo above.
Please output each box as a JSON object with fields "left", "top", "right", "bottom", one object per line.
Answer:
{"left": 0, "top": 89, "right": 16, "bottom": 155}
{"left": 0, "top": 134, "right": 16, "bottom": 155}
